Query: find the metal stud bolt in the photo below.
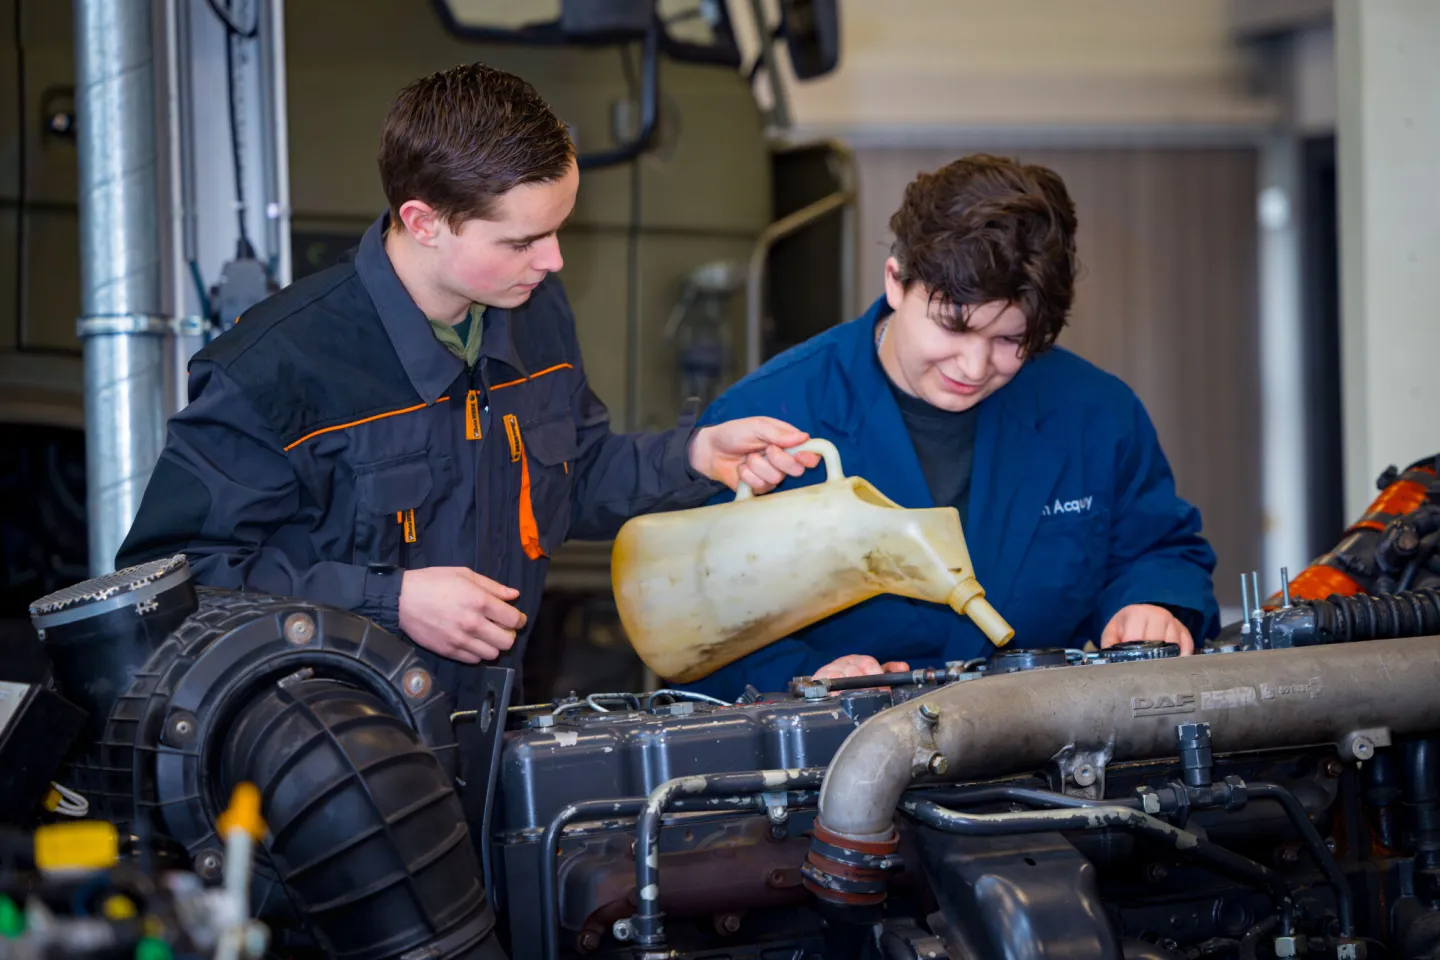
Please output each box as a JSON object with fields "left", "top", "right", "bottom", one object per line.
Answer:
{"left": 284, "top": 612, "right": 315, "bottom": 645}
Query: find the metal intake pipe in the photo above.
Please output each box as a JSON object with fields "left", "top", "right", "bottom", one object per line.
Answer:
{"left": 810, "top": 635, "right": 1440, "bottom": 893}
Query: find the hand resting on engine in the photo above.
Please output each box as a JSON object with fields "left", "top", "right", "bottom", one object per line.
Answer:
{"left": 1099, "top": 603, "right": 1195, "bottom": 655}
{"left": 813, "top": 654, "right": 912, "bottom": 682}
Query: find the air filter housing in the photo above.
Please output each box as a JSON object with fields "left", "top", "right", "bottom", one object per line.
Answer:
{"left": 29, "top": 555, "right": 198, "bottom": 744}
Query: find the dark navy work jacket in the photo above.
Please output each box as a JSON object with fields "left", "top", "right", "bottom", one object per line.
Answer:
{"left": 118, "top": 214, "right": 721, "bottom": 704}
{"left": 684, "top": 298, "right": 1219, "bottom": 698}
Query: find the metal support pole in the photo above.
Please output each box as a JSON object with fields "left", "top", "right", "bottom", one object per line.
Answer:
{"left": 1258, "top": 132, "right": 1309, "bottom": 584}
{"left": 75, "top": 0, "right": 169, "bottom": 576}
{"left": 745, "top": 189, "right": 855, "bottom": 373}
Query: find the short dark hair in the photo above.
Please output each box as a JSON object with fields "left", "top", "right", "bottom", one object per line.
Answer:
{"left": 378, "top": 63, "right": 575, "bottom": 228}
{"left": 888, "top": 154, "right": 1078, "bottom": 354}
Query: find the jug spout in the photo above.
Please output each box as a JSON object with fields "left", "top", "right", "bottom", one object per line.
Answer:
{"left": 947, "top": 578, "right": 1014, "bottom": 647}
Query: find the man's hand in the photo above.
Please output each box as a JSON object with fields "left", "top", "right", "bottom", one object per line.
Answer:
{"left": 689, "top": 417, "right": 823, "bottom": 494}
{"left": 398, "top": 567, "right": 528, "bottom": 664}
{"left": 813, "top": 655, "right": 912, "bottom": 682}
{"left": 1100, "top": 603, "right": 1194, "bottom": 655}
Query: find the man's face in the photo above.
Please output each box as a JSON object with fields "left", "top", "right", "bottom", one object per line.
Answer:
{"left": 435, "top": 160, "right": 580, "bottom": 309}
{"left": 881, "top": 257, "right": 1030, "bottom": 412}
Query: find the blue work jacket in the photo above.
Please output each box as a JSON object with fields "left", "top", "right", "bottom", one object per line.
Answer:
{"left": 683, "top": 298, "right": 1219, "bottom": 698}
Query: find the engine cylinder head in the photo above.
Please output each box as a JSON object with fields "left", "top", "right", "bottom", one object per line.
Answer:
{"left": 988, "top": 648, "right": 1068, "bottom": 674}
{"left": 1103, "top": 640, "right": 1182, "bottom": 663}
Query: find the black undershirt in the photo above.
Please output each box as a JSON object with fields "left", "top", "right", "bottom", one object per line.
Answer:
{"left": 885, "top": 375, "right": 980, "bottom": 529}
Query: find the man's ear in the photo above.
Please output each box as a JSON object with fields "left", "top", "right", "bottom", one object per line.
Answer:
{"left": 883, "top": 257, "right": 906, "bottom": 313}
{"left": 397, "top": 200, "right": 444, "bottom": 246}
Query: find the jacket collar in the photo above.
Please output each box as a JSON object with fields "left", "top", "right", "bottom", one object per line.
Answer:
{"left": 354, "top": 213, "right": 530, "bottom": 402}
{"left": 355, "top": 214, "right": 463, "bottom": 404}
{"left": 819, "top": 297, "right": 1043, "bottom": 436}
{"left": 477, "top": 297, "right": 530, "bottom": 380}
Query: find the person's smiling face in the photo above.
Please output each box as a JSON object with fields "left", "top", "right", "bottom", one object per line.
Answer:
{"left": 878, "top": 257, "right": 1029, "bottom": 411}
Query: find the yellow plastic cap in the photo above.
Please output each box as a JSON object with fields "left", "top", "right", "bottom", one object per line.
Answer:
{"left": 102, "top": 895, "right": 137, "bottom": 921}
{"left": 33, "top": 821, "right": 120, "bottom": 873}
{"left": 216, "top": 782, "right": 268, "bottom": 841}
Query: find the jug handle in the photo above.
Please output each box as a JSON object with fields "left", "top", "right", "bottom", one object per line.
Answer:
{"left": 734, "top": 438, "right": 844, "bottom": 502}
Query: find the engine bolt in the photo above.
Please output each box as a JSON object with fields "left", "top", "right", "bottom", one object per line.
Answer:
{"left": 196, "top": 850, "right": 224, "bottom": 880}
{"left": 612, "top": 919, "right": 634, "bottom": 942}
{"left": 166, "top": 712, "right": 198, "bottom": 745}
{"left": 927, "top": 752, "right": 949, "bottom": 776}
{"left": 1324, "top": 758, "right": 1346, "bottom": 779}
{"left": 917, "top": 702, "right": 940, "bottom": 724}
{"left": 1073, "top": 764, "right": 1098, "bottom": 787}
{"left": 1146, "top": 863, "right": 1169, "bottom": 883}
{"left": 577, "top": 930, "right": 600, "bottom": 952}
{"left": 1352, "top": 737, "right": 1375, "bottom": 761}
{"left": 284, "top": 612, "right": 315, "bottom": 645}
{"left": 716, "top": 914, "right": 741, "bottom": 935}
{"left": 403, "top": 668, "right": 432, "bottom": 699}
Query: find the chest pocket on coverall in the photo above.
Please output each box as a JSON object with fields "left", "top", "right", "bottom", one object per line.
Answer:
{"left": 353, "top": 453, "right": 436, "bottom": 567}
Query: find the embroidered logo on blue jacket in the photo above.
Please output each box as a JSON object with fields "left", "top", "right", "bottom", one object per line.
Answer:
{"left": 1042, "top": 496, "right": 1094, "bottom": 517}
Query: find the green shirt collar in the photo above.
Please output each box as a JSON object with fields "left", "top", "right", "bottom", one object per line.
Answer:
{"left": 428, "top": 304, "right": 485, "bottom": 369}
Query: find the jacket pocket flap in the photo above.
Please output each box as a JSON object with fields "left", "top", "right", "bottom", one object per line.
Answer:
{"left": 356, "top": 457, "right": 433, "bottom": 513}
{"left": 523, "top": 416, "right": 579, "bottom": 467}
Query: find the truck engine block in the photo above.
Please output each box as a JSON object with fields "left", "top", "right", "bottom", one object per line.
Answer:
{"left": 487, "top": 639, "right": 1440, "bottom": 960}
{"left": 17, "top": 555, "right": 1440, "bottom": 960}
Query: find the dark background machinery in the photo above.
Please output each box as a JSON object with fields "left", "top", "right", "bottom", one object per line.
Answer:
{"left": 12, "top": 551, "right": 1440, "bottom": 960}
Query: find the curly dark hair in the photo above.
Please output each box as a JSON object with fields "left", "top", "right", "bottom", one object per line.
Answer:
{"left": 379, "top": 63, "right": 575, "bottom": 227}
{"left": 888, "top": 154, "right": 1078, "bottom": 355}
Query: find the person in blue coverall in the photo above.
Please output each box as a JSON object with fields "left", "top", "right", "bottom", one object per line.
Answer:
{"left": 683, "top": 154, "right": 1219, "bottom": 699}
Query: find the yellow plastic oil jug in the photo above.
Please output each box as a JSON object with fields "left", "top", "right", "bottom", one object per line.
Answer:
{"left": 611, "top": 439, "right": 1014, "bottom": 683}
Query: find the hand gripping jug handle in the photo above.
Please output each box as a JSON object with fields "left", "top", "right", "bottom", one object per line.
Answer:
{"left": 734, "top": 439, "right": 845, "bottom": 501}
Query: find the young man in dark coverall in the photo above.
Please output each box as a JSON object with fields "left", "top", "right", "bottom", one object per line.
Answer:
{"left": 116, "top": 64, "right": 820, "bottom": 707}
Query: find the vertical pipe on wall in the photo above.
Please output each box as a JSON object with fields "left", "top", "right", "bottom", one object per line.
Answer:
{"left": 1258, "top": 131, "right": 1310, "bottom": 585}
{"left": 74, "top": 0, "right": 169, "bottom": 576}
{"left": 263, "top": 0, "right": 292, "bottom": 289}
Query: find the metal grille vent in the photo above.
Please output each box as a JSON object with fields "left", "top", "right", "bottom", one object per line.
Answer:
{"left": 29, "top": 555, "right": 190, "bottom": 618}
